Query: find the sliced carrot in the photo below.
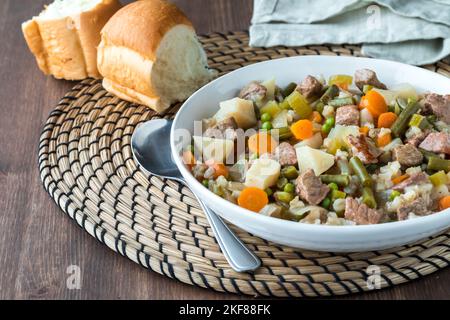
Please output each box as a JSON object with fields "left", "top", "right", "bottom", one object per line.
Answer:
{"left": 310, "top": 111, "right": 323, "bottom": 123}
{"left": 359, "top": 126, "right": 370, "bottom": 136}
{"left": 377, "top": 112, "right": 398, "bottom": 128}
{"left": 248, "top": 132, "right": 278, "bottom": 155}
{"left": 392, "top": 174, "right": 409, "bottom": 185}
{"left": 376, "top": 133, "right": 392, "bottom": 147}
{"left": 237, "top": 187, "right": 269, "bottom": 212}
{"left": 290, "top": 119, "right": 314, "bottom": 140}
{"left": 359, "top": 90, "right": 387, "bottom": 118}
{"left": 439, "top": 195, "right": 450, "bottom": 210}
{"left": 182, "top": 150, "right": 196, "bottom": 168}
{"left": 211, "top": 163, "right": 229, "bottom": 179}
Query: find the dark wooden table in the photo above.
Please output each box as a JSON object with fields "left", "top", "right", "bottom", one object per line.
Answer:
{"left": 1, "top": 0, "right": 449, "bottom": 300}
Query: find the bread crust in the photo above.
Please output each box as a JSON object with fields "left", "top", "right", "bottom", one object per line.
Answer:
{"left": 22, "top": 0, "right": 121, "bottom": 80}
{"left": 100, "top": 0, "right": 193, "bottom": 61}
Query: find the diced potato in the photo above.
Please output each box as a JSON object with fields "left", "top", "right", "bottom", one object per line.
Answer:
{"left": 193, "top": 136, "right": 234, "bottom": 163}
{"left": 261, "top": 78, "right": 276, "bottom": 101}
{"left": 215, "top": 97, "right": 257, "bottom": 129}
{"left": 295, "top": 146, "right": 334, "bottom": 175}
{"left": 294, "top": 132, "right": 322, "bottom": 149}
{"left": 272, "top": 109, "right": 288, "bottom": 128}
{"left": 245, "top": 158, "right": 281, "bottom": 190}
{"left": 324, "top": 125, "right": 359, "bottom": 154}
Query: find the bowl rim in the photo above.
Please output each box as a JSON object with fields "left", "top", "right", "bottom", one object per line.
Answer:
{"left": 170, "top": 55, "right": 450, "bottom": 233}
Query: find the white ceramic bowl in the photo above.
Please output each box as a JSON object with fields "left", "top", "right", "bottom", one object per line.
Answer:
{"left": 171, "top": 55, "right": 450, "bottom": 252}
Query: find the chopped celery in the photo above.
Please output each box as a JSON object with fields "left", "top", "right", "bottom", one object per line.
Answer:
{"left": 279, "top": 99, "right": 291, "bottom": 110}
{"left": 260, "top": 100, "right": 281, "bottom": 117}
{"left": 274, "top": 191, "right": 294, "bottom": 203}
{"left": 389, "top": 190, "right": 401, "bottom": 201}
{"left": 329, "top": 75, "right": 353, "bottom": 88}
{"left": 363, "top": 85, "right": 373, "bottom": 94}
{"left": 409, "top": 114, "right": 431, "bottom": 130}
{"left": 430, "top": 170, "right": 448, "bottom": 186}
{"left": 331, "top": 189, "right": 346, "bottom": 201}
{"left": 286, "top": 90, "right": 312, "bottom": 119}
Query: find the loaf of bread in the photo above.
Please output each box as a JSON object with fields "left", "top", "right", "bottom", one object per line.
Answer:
{"left": 22, "top": 0, "right": 122, "bottom": 80}
{"left": 97, "top": 0, "right": 216, "bottom": 112}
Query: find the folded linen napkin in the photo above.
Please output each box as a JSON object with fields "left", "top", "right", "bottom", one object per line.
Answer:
{"left": 249, "top": 0, "right": 450, "bottom": 65}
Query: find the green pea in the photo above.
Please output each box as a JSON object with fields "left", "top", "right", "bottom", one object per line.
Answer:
{"left": 389, "top": 190, "right": 401, "bottom": 201}
{"left": 322, "top": 123, "right": 332, "bottom": 134}
{"left": 328, "top": 182, "right": 339, "bottom": 191}
{"left": 277, "top": 177, "right": 288, "bottom": 189}
{"left": 265, "top": 187, "right": 273, "bottom": 197}
{"left": 284, "top": 183, "right": 295, "bottom": 193}
{"left": 261, "top": 121, "right": 272, "bottom": 130}
{"left": 261, "top": 112, "right": 272, "bottom": 122}
{"left": 325, "top": 117, "right": 335, "bottom": 127}
{"left": 202, "top": 179, "right": 209, "bottom": 188}
{"left": 320, "top": 197, "right": 331, "bottom": 209}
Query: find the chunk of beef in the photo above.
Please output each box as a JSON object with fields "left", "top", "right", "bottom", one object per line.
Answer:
{"left": 347, "top": 134, "right": 382, "bottom": 164}
{"left": 422, "top": 93, "right": 450, "bottom": 124}
{"left": 407, "top": 129, "right": 430, "bottom": 147}
{"left": 295, "top": 169, "right": 330, "bottom": 205}
{"left": 419, "top": 132, "right": 450, "bottom": 155}
{"left": 203, "top": 117, "right": 238, "bottom": 140}
{"left": 344, "top": 197, "right": 384, "bottom": 225}
{"left": 335, "top": 105, "right": 360, "bottom": 126}
{"left": 397, "top": 198, "right": 429, "bottom": 221}
{"left": 273, "top": 142, "right": 297, "bottom": 166}
{"left": 354, "top": 69, "right": 387, "bottom": 91}
{"left": 239, "top": 81, "right": 267, "bottom": 102}
{"left": 296, "top": 75, "right": 323, "bottom": 98}
{"left": 392, "top": 144, "right": 423, "bottom": 167}
{"left": 392, "top": 172, "right": 429, "bottom": 191}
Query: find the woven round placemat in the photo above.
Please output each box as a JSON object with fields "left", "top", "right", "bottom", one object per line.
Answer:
{"left": 38, "top": 31, "right": 450, "bottom": 297}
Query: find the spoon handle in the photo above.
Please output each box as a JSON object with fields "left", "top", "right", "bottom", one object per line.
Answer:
{"left": 194, "top": 196, "right": 261, "bottom": 272}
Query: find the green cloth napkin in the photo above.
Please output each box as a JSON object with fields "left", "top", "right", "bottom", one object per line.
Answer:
{"left": 249, "top": 0, "right": 450, "bottom": 65}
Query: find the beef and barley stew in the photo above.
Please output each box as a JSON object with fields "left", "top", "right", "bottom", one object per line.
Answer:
{"left": 182, "top": 69, "right": 450, "bottom": 225}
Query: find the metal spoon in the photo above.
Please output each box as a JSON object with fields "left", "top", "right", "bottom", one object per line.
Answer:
{"left": 131, "top": 119, "right": 261, "bottom": 272}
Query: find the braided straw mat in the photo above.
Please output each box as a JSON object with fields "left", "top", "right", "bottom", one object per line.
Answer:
{"left": 38, "top": 31, "right": 450, "bottom": 297}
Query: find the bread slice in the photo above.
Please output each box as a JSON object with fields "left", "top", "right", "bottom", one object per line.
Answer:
{"left": 22, "top": 0, "right": 122, "bottom": 80}
{"left": 97, "top": 0, "right": 216, "bottom": 113}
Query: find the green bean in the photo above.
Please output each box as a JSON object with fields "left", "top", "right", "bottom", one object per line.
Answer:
{"left": 428, "top": 156, "right": 450, "bottom": 172}
{"left": 337, "top": 159, "right": 351, "bottom": 175}
{"left": 419, "top": 148, "right": 438, "bottom": 161}
{"left": 281, "top": 166, "right": 298, "bottom": 179}
{"left": 320, "top": 84, "right": 339, "bottom": 104}
{"left": 390, "top": 100, "right": 421, "bottom": 138}
{"left": 271, "top": 127, "right": 293, "bottom": 140}
{"left": 282, "top": 82, "right": 297, "bottom": 98}
{"left": 349, "top": 156, "right": 373, "bottom": 187}
{"left": 328, "top": 97, "right": 354, "bottom": 108}
{"left": 274, "top": 191, "right": 294, "bottom": 203}
{"left": 320, "top": 174, "right": 350, "bottom": 187}
{"left": 362, "top": 187, "right": 377, "bottom": 209}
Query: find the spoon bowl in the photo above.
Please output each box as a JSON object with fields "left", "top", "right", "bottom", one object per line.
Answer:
{"left": 131, "top": 119, "right": 261, "bottom": 272}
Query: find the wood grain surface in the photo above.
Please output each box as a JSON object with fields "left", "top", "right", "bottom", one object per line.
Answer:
{"left": 0, "top": 0, "right": 449, "bottom": 300}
